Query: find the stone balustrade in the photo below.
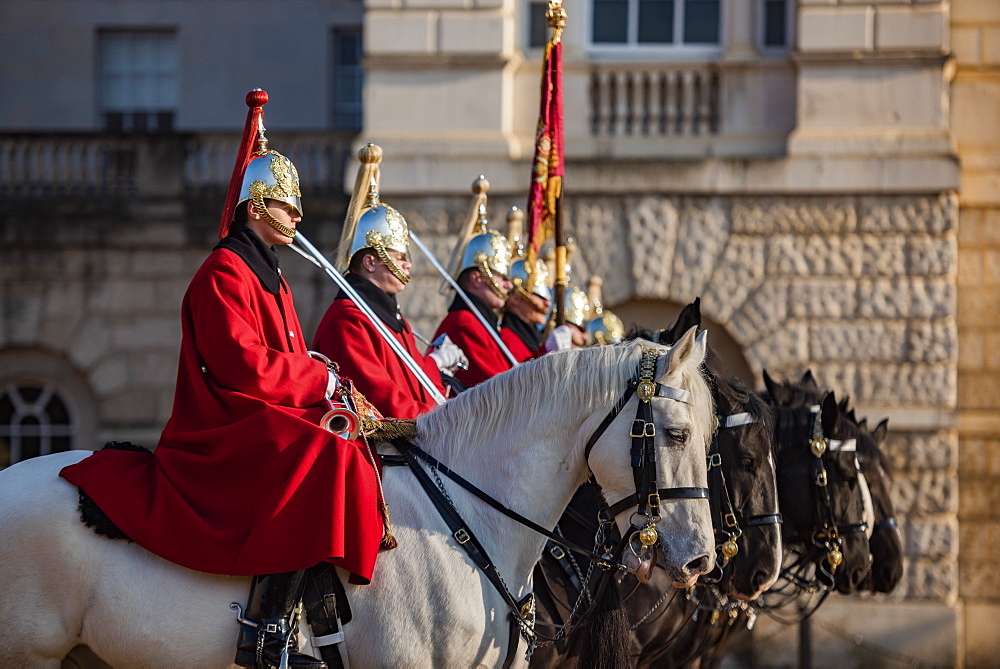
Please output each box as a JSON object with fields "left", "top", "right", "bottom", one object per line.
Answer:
{"left": 588, "top": 63, "right": 718, "bottom": 139}
{"left": 1, "top": 132, "right": 356, "bottom": 201}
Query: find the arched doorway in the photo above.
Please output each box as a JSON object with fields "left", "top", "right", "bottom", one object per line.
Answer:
{"left": 608, "top": 298, "right": 755, "bottom": 386}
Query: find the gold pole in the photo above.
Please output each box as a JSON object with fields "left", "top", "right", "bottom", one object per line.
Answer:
{"left": 548, "top": 0, "right": 567, "bottom": 324}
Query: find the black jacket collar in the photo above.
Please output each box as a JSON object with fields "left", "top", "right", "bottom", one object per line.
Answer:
{"left": 214, "top": 226, "right": 281, "bottom": 294}
{"left": 336, "top": 272, "right": 406, "bottom": 334}
{"left": 448, "top": 291, "right": 500, "bottom": 331}
{"left": 501, "top": 311, "right": 542, "bottom": 352}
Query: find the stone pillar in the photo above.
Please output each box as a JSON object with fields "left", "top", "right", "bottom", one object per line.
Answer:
{"left": 951, "top": 2, "right": 1000, "bottom": 664}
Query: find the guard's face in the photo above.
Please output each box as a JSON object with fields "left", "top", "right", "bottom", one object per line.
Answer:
{"left": 371, "top": 249, "right": 411, "bottom": 295}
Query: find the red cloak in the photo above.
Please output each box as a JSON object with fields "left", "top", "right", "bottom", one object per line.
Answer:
{"left": 433, "top": 308, "right": 512, "bottom": 388}
{"left": 312, "top": 296, "right": 445, "bottom": 420}
{"left": 60, "top": 247, "right": 383, "bottom": 581}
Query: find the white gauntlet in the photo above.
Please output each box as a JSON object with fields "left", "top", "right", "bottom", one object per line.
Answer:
{"left": 429, "top": 336, "right": 469, "bottom": 373}
{"left": 545, "top": 324, "right": 575, "bottom": 352}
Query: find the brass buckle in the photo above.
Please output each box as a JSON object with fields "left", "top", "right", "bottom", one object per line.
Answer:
{"left": 644, "top": 423, "right": 656, "bottom": 438}
{"left": 630, "top": 419, "right": 646, "bottom": 438}
{"left": 816, "top": 470, "right": 828, "bottom": 487}
{"left": 725, "top": 513, "right": 738, "bottom": 528}
{"left": 707, "top": 453, "right": 722, "bottom": 468}
{"left": 454, "top": 529, "right": 471, "bottom": 544}
{"left": 647, "top": 493, "right": 661, "bottom": 508}
{"left": 549, "top": 545, "right": 566, "bottom": 560}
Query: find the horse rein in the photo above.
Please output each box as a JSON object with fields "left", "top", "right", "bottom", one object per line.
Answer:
{"left": 700, "top": 409, "right": 782, "bottom": 585}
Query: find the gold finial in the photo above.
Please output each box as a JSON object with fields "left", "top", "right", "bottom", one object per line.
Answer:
{"left": 474, "top": 204, "right": 489, "bottom": 234}
{"left": 254, "top": 114, "right": 269, "bottom": 154}
{"left": 472, "top": 174, "right": 490, "bottom": 195}
{"left": 507, "top": 206, "right": 525, "bottom": 258}
{"left": 546, "top": 0, "right": 567, "bottom": 41}
{"left": 588, "top": 276, "right": 604, "bottom": 317}
{"left": 365, "top": 176, "right": 380, "bottom": 208}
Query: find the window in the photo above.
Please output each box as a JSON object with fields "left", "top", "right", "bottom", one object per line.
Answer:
{"left": 592, "top": 0, "right": 720, "bottom": 48}
{"left": 98, "top": 30, "right": 178, "bottom": 134}
{"left": 332, "top": 28, "right": 364, "bottom": 132}
{"left": 761, "top": 0, "right": 791, "bottom": 51}
{"left": 0, "top": 383, "right": 75, "bottom": 468}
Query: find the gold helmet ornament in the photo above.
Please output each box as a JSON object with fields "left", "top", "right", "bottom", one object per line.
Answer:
{"left": 507, "top": 206, "right": 552, "bottom": 306}
{"left": 586, "top": 276, "right": 625, "bottom": 344}
{"left": 219, "top": 89, "right": 302, "bottom": 239}
{"left": 335, "top": 144, "right": 410, "bottom": 284}
{"left": 443, "top": 175, "right": 512, "bottom": 301}
{"left": 562, "top": 284, "right": 591, "bottom": 328}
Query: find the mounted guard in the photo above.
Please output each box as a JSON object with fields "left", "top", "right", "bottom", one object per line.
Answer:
{"left": 585, "top": 276, "right": 625, "bottom": 345}
{"left": 59, "top": 89, "right": 388, "bottom": 669}
{"left": 312, "top": 144, "right": 462, "bottom": 419}
{"left": 432, "top": 176, "right": 519, "bottom": 387}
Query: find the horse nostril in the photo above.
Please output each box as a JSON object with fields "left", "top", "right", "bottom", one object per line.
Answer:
{"left": 685, "top": 554, "right": 711, "bottom": 576}
{"left": 751, "top": 569, "right": 770, "bottom": 591}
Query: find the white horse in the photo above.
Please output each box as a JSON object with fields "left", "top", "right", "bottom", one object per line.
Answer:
{"left": 0, "top": 331, "right": 715, "bottom": 668}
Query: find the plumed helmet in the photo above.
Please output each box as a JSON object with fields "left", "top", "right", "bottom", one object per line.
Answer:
{"left": 587, "top": 311, "right": 625, "bottom": 345}
{"left": 457, "top": 227, "right": 512, "bottom": 280}
{"left": 237, "top": 150, "right": 303, "bottom": 218}
{"left": 345, "top": 180, "right": 409, "bottom": 265}
{"left": 563, "top": 285, "right": 591, "bottom": 328}
{"left": 510, "top": 258, "right": 552, "bottom": 302}
{"left": 336, "top": 144, "right": 410, "bottom": 281}
{"left": 219, "top": 89, "right": 303, "bottom": 238}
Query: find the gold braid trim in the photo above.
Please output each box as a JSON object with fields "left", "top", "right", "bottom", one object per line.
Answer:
{"left": 249, "top": 182, "right": 297, "bottom": 238}
{"left": 362, "top": 417, "right": 418, "bottom": 441}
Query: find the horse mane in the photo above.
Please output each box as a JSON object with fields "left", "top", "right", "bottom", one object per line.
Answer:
{"left": 416, "top": 340, "right": 714, "bottom": 464}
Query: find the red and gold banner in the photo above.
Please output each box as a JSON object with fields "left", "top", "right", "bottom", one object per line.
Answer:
{"left": 525, "top": 37, "right": 564, "bottom": 273}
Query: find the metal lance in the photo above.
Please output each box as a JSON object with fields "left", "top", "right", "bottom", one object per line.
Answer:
{"left": 407, "top": 230, "right": 521, "bottom": 367}
{"left": 289, "top": 232, "right": 447, "bottom": 405}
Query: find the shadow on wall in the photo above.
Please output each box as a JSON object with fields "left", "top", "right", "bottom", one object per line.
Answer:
{"left": 608, "top": 298, "right": 754, "bottom": 386}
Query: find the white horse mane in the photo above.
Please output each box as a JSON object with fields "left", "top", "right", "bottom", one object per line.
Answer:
{"left": 416, "top": 339, "right": 714, "bottom": 463}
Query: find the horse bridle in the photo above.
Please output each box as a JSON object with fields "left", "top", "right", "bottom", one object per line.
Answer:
{"left": 777, "top": 405, "right": 869, "bottom": 591}
{"left": 584, "top": 348, "right": 709, "bottom": 555}
{"left": 701, "top": 409, "right": 782, "bottom": 584}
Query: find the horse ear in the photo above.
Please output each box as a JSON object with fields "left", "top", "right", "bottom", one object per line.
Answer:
{"left": 762, "top": 370, "right": 785, "bottom": 404}
{"left": 801, "top": 369, "right": 819, "bottom": 393}
{"left": 858, "top": 417, "right": 869, "bottom": 432}
{"left": 671, "top": 299, "right": 702, "bottom": 338}
{"left": 821, "top": 391, "right": 839, "bottom": 436}
{"left": 657, "top": 326, "right": 704, "bottom": 381}
{"left": 872, "top": 418, "right": 889, "bottom": 446}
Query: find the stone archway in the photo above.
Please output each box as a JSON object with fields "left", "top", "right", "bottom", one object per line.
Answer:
{"left": 607, "top": 297, "right": 755, "bottom": 385}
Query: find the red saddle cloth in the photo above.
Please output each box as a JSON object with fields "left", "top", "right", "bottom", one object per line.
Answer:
{"left": 60, "top": 248, "right": 383, "bottom": 582}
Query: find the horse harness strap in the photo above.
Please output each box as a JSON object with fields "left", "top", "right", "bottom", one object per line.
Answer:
{"left": 393, "top": 442, "right": 531, "bottom": 669}
{"left": 585, "top": 349, "right": 709, "bottom": 530}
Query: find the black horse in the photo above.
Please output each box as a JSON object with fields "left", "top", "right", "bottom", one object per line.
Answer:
{"left": 528, "top": 300, "right": 781, "bottom": 669}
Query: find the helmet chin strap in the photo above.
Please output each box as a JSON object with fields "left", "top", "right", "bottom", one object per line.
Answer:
{"left": 476, "top": 259, "right": 509, "bottom": 302}
{"left": 515, "top": 285, "right": 550, "bottom": 314}
{"left": 373, "top": 243, "right": 410, "bottom": 285}
{"left": 249, "top": 185, "right": 297, "bottom": 239}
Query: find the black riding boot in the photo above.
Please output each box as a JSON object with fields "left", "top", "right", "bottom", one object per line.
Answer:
{"left": 234, "top": 571, "right": 327, "bottom": 668}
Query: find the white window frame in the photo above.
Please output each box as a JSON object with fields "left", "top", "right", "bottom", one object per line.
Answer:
{"left": 587, "top": 0, "right": 723, "bottom": 60}
{"left": 0, "top": 382, "right": 75, "bottom": 466}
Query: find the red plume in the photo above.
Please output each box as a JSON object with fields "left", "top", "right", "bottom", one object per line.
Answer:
{"left": 219, "top": 89, "right": 269, "bottom": 238}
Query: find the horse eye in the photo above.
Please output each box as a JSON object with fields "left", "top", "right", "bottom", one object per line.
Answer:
{"left": 740, "top": 458, "right": 754, "bottom": 470}
{"left": 666, "top": 428, "right": 688, "bottom": 445}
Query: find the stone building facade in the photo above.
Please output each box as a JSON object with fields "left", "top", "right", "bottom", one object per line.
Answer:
{"left": 0, "top": 0, "right": 994, "bottom": 665}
